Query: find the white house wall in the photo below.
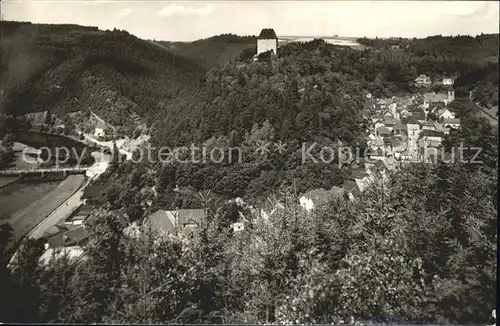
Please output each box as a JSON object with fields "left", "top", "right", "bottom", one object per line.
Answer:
{"left": 257, "top": 39, "right": 277, "bottom": 55}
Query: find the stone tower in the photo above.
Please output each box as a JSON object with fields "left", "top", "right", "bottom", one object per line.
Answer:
{"left": 257, "top": 28, "right": 278, "bottom": 57}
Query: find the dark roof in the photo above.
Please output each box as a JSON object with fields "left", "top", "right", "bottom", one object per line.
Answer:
{"left": 443, "top": 118, "right": 461, "bottom": 124}
{"left": 412, "top": 113, "right": 426, "bottom": 120}
{"left": 406, "top": 117, "right": 420, "bottom": 125}
{"left": 144, "top": 210, "right": 175, "bottom": 235}
{"left": 76, "top": 204, "right": 93, "bottom": 216}
{"left": 394, "top": 123, "right": 406, "bottom": 131}
{"left": 420, "top": 121, "right": 434, "bottom": 127}
{"left": 258, "top": 28, "right": 278, "bottom": 39}
{"left": 343, "top": 180, "right": 361, "bottom": 196}
{"left": 419, "top": 130, "right": 444, "bottom": 139}
{"left": 377, "top": 126, "right": 391, "bottom": 136}
{"left": 43, "top": 225, "right": 62, "bottom": 238}
{"left": 81, "top": 185, "right": 107, "bottom": 199}
{"left": 47, "top": 226, "right": 89, "bottom": 248}
{"left": 144, "top": 209, "right": 207, "bottom": 235}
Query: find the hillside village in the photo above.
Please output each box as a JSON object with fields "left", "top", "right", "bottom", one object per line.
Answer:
{"left": 33, "top": 82, "right": 463, "bottom": 266}
{"left": 24, "top": 28, "right": 466, "bottom": 264}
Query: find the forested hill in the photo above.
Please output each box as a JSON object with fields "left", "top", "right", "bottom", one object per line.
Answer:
{"left": 357, "top": 34, "right": 499, "bottom": 103}
{"left": 0, "top": 21, "right": 206, "bottom": 130}
{"left": 154, "top": 33, "right": 257, "bottom": 68}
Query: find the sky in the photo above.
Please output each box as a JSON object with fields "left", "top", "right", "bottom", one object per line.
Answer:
{"left": 1, "top": 1, "right": 499, "bottom": 41}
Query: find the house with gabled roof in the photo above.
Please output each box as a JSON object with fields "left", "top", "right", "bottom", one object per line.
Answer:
{"left": 143, "top": 208, "right": 207, "bottom": 237}
{"left": 436, "top": 108, "right": 456, "bottom": 120}
{"left": 46, "top": 225, "right": 89, "bottom": 249}
{"left": 382, "top": 109, "right": 394, "bottom": 118}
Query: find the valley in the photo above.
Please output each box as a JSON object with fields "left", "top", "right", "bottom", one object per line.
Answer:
{"left": 0, "top": 12, "right": 498, "bottom": 326}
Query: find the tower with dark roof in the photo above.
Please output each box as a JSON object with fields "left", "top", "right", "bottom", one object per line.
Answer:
{"left": 257, "top": 28, "right": 278, "bottom": 56}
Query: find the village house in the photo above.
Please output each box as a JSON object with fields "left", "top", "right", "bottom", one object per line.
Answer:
{"left": 81, "top": 184, "right": 107, "bottom": 205}
{"left": 382, "top": 109, "right": 394, "bottom": 118}
{"left": 257, "top": 28, "right": 278, "bottom": 57}
{"left": 230, "top": 222, "right": 245, "bottom": 232}
{"left": 25, "top": 111, "right": 49, "bottom": 130}
{"left": 143, "top": 208, "right": 207, "bottom": 237}
{"left": 299, "top": 187, "right": 344, "bottom": 211}
{"left": 443, "top": 118, "right": 461, "bottom": 129}
{"left": 400, "top": 108, "right": 411, "bottom": 119}
{"left": 94, "top": 120, "right": 107, "bottom": 137}
{"left": 437, "top": 108, "right": 457, "bottom": 120}
{"left": 39, "top": 246, "right": 86, "bottom": 267}
{"left": 143, "top": 210, "right": 175, "bottom": 236}
{"left": 374, "top": 119, "right": 385, "bottom": 130}
{"left": 420, "top": 121, "right": 436, "bottom": 131}
{"left": 423, "top": 90, "right": 455, "bottom": 107}
{"left": 383, "top": 116, "right": 397, "bottom": 130}
{"left": 367, "top": 132, "right": 377, "bottom": 143}
{"left": 415, "top": 74, "right": 432, "bottom": 87}
{"left": 442, "top": 77, "right": 454, "bottom": 86}
{"left": 418, "top": 130, "right": 445, "bottom": 147}
{"left": 44, "top": 224, "right": 89, "bottom": 249}
{"left": 63, "top": 204, "right": 92, "bottom": 226}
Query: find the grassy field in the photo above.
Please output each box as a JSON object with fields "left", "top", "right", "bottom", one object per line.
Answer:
{"left": 0, "top": 177, "right": 19, "bottom": 189}
{"left": 7, "top": 174, "right": 85, "bottom": 244}
{"left": 0, "top": 180, "right": 60, "bottom": 217}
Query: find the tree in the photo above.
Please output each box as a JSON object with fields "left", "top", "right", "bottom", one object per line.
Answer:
{"left": 9, "top": 238, "right": 45, "bottom": 323}
{"left": 2, "top": 133, "right": 14, "bottom": 151}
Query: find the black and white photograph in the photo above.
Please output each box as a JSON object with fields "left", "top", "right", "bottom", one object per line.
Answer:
{"left": 0, "top": 0, "right": 498, "bottom": 324}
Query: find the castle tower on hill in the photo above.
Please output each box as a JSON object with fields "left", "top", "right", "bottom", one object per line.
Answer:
{"left": 257, "top": 28, "right": 278, "bottom": 57}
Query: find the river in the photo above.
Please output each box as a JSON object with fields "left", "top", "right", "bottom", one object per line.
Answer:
{"left": 6, "top": 131, "right": 96, "bottom": 169}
